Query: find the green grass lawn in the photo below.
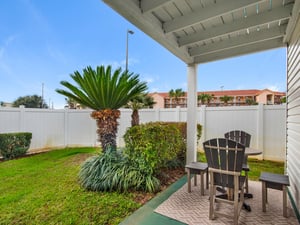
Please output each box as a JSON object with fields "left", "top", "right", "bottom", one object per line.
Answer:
{"left": 247, "top": 158, "right": 284, "bottom": 181}
{"left": 0, "top": 148, "right": 284, "bottom": 225}
{"left": 0, "top": 147, "right": 140, "bottom": 225}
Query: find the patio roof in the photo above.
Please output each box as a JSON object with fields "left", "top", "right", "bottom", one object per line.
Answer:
{"left": 102, "top": 0, "right": 299, "bottom": 64}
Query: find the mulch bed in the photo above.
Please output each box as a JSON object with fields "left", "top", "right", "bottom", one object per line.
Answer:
{"left": 133, "top": 166, "right": 185, "bottom": 205}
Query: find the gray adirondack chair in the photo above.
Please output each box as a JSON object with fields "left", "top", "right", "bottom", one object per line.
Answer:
{"left": 203, "top": 138, "right": 246, "bottom": 225}
{"left": 224, "top": 130, "right": 251, "bottom": 194}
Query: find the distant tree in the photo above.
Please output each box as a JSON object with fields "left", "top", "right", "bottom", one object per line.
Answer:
{"left": 65, "top": 97, "right": 85, "bottom": 109}
{"left": 198, "top": 93, "right": 214, "bottom": 105}
{"left": 281, "top": 96, "right": 286, "bottom": 104}
{"left": 169, "top": 88, "right": 185, "bottom": 107}
{"left": 206, "top": 94, "right": 214, "bottom": 104}
{"left": 126, "top": 93, "right": 156, "bottom": 126}
{"left": 0, "top": 101, "right": 4, "bottom": 107}
{"left": 143, "top": 94, "right": 156, "bottom": 109}
{"left": 219, "top": 95, "right": 233, "bottom": 106}
{"left": 12, "top": 95, "right": 48, "bottom": 108}
{"left": 65, "top": 97, "right": 77, "bottom": 109}
{"left": 245, "top": 98, "right": 258, "bottom": 105}
{"left": 197, "top": 93, "right": 207, "bottom": 105}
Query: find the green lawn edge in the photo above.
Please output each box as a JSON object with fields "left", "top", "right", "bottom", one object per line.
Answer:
{"left": 120, "top": 176, "right": 187, "bottom": 225}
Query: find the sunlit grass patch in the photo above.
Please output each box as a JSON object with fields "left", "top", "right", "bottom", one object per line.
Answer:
{"left": 0, "top": 147, "right": 140, "bottom": 225}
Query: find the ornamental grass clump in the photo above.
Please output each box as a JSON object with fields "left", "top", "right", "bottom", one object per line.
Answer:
{"left": 79, "top": 147, "right": 160, "bottom": 192}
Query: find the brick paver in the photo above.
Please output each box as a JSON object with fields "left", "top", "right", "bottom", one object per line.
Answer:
{"left": 155, "top": 177, "right": 298, "bottom": 225}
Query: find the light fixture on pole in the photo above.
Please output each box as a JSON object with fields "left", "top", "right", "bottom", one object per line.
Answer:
{"left": 126, "top": 29, "right": 134, "bottom": 71}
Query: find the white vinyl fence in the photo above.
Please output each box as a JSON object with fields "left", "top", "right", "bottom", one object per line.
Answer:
{"left": 0, "top": 104, "right": 286, "bottom": 161}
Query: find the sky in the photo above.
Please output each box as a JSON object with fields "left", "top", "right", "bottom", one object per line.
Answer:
{"left": 0, "top": 0, "right": 287, "bottom": 109}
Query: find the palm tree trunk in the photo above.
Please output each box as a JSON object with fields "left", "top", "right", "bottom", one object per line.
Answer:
{"left": 131, "top": 109, "right": 139, "bottom": 126}
{"left": 91, "top": 109, "right": 120, "bottom": 152}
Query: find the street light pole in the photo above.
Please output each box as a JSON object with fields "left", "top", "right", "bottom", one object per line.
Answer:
{"left": 41, "top": 82, "right": 44, "bottom": 108}
{"left": 126, "top": 29, "right": 134, "bottom": 71}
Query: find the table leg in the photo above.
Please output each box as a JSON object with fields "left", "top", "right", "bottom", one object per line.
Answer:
{"left": 200, "top": 172, "right": 204, "bottom": 196}
{"left": 262, "top": 181, "right": 266, "bottom": 212}
{"left": 187, "top": 169, "right": 191, "bottom": 193}
{"left": 283, "top": 185, "right": 287, "bottom": 217}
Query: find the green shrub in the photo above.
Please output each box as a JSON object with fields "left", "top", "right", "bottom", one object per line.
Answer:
{"left": 79, "top": 122, "right": 201, "bottom": 193}
{"left": 0, "top": 132, "right": 32, "bottom": 160}
{"left": 160, "top": 122, "right": 202, "bottom": 142}
{"left": 152, "top": 122, "right": 202, "bottom": 163}
{"left": 79, "top": 148, "right": 160, "bottom": 192}
{"left": 123, "top": 122, "right": 185, "bottom": 174}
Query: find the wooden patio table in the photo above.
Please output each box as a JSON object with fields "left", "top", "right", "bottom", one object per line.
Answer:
{"left": 244, "top": 147, "right": 262, "bottom": 198}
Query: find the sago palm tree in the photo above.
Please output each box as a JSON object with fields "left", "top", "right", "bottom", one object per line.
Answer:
{"left": 56, "top": 65, "right": 147, "bottom": 152}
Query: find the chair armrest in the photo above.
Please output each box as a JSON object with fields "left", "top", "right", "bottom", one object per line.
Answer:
{"left": 209, "top": 168, "right": 241, "bottom": 176}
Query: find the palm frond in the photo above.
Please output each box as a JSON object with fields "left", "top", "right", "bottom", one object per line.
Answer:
{"left": 56, "top": 65, "right": 147, "bottom": 110}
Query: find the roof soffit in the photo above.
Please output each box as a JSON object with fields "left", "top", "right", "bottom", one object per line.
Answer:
{"left": 103, "top": 0, "right": 295, "bottom": 64}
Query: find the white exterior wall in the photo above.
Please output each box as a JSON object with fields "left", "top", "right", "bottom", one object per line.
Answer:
{"left": 287, "top": 14, "right": 300, "bottom": 214}
{"left": 0, "top": 105, "right": 286, "bottom": 161}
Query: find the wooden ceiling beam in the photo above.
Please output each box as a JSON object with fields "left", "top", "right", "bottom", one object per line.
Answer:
{"left": 179, "top": 5, "right": 292, "bottom": 47}
{"left": 163, "top": 0, "right": 263, "bottom": 33}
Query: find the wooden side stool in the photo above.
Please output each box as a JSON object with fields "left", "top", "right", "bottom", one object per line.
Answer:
{"left": 259, "top": 172, "right": 290, "bottom": 217}
{"left": 185, "top": 162, "right": 208, "bottom": 195}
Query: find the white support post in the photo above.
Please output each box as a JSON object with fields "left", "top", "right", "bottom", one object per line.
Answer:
{"left": 257, "top": 103, "right": 264, "bottom": 159}
{"left": 187, "top": 64, "right": 198, "bottom": 164}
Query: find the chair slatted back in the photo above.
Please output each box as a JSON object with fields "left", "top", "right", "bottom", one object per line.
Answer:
{"left": 203, "top": 138, "right": 245, "bottom": 188}
{"left": 224, "top": 130, "right": 251, "bottom": 147}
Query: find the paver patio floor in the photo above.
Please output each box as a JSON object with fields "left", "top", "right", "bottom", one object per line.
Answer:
{"left": 155, "top": 176, "right": 298, "bottom": 225}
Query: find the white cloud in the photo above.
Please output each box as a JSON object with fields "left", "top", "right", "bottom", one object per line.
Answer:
{"left": 261, "top": 83, "right": 286, "bottom": 92}
{"left": 46, "top": 45, "right": 68, "bottom": 64}
{"left": 0, "top": 35, "right": 17, "bottom": 74}
{"left": 5, "top": 35, "right": 17, "bottom": 45}
{"left": 265, "top": 85, "right": 280, "bottom": 92}
{"left": 99, "top": 60, "right": 123, "bottom": 69}
{"left": 120, "top": 57, "right": 139, "bottom": 69}
{"left": 144, "top": 77, "right": 154, "bottom": 83}
{"left": 150, "top": 87, "right": 159, "bottom": 92}
{"left": 22, "top": 0, "right": 51, "bottom": 34}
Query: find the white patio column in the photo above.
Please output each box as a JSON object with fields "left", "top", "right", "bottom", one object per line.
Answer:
{"left": 186, "top": 63, "right": 198, "bottom": 164}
